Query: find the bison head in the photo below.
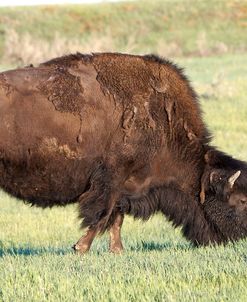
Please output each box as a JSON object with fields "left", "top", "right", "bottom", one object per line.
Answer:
{"left": 201, "top": 150, "right": 247, "bottom": 241}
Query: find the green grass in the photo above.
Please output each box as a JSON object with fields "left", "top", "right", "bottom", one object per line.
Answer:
{"left": 180, "top": 53, "right": 247, "bottom": 160}
{"left": 1, "top": 53, "right": 247, "bottom": 301}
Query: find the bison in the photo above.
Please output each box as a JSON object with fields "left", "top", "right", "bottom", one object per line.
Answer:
{"left": 0, "top": 52, "right": 247, "bottom": 253}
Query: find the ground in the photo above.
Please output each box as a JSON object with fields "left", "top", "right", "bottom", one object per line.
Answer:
{"left": 1, "top": 53, "right": 247, "bottom": 301}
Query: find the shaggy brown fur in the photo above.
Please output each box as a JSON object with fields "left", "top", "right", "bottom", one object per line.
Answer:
{"left": 1, "top": 52, "right": 247, "bottom": 253}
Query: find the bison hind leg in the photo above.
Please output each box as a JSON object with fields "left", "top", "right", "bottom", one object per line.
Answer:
{"left": 73, "top": 227, "right": 98, "bottom": 254}
{"left": 74, "top": 163, "right": 123, "bottom": 253}
{"left": 73, "top": 210, "right": 125, "bottom": 254}
{"left": 78, "top": 163, "right": 111, "bottom": 231}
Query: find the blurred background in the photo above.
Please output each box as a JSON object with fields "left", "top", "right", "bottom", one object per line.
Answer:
{"left": 0, "top": 0, "right": 246, "bottom": 67}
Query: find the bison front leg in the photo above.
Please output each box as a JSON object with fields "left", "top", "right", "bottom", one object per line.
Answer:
{"left": 73, "top": 227, "right": 98, "bottom": 254}
{"left": 109, "top": 212, "right": 124, "bottom": 254}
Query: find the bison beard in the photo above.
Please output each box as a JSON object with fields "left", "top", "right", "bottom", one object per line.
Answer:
{"left": 1, "top": 52, "right": 247, "bottom": 254}
{"left": 118, "top": 180, "right": 247, "bottom": 246}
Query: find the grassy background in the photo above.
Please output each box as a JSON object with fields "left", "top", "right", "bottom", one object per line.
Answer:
{"left": 1, "top": 0, "right": 247, "bottom": 301}
{"left": 0, "top": 0, "right": 247, "bottom": 66}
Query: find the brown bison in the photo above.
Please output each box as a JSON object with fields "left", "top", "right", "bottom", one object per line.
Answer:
{"left": 0, "top": 52, "right": 247, "bottom": 253}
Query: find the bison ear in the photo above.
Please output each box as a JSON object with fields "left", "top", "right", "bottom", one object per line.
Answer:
{"left": 228, "top": 170, "right": 241, "bottom": 189}
{"left": 209, "top": 170, "right": 222, "bottom": 184}
{"left": 200, "top": 169, "right": 220, "bottom": 204}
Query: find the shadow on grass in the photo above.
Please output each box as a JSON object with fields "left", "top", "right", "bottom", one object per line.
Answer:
{"left": 130, "top": 240, "right": 193, "bottom": 252}
{"left": 0, "top": 241, "right": 194, "bottom": 256}
{"left": 0, "top": 245, "right": 73, "bottom": 257}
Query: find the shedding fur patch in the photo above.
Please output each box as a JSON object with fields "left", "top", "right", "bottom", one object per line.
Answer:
{"left": 164, "top": 99, "right": 174, "bottom": 125}
{"left": 41, "top": 53, "right": 93, "bottom": 68}
{"left": 38, "top": 68, "right": 84, "bottom": 114}
{"left": 41, "top": 137, "right": 81, "bottom": 159}
{"left": 184, "top": 121, "right": 197, "bottom": 141}
{"left": 0, "top": 74, "right": 13, "bottom": 96}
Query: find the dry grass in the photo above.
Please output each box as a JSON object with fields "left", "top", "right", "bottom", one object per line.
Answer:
{"left": 1, "top": 0, "right": 247, "bottom": 66}
{"left": 3, "top": 29, "right": 120, "bottom": 66}
{"left": 3, "top": 28, "right": 139, "bottom": 66}
{"left": 3, "top": 28, "right": 241, "bottom": 66}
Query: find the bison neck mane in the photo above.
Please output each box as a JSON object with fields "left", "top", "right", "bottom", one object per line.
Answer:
{"left": 119, "top": 147, "right": 247, "bottom": 246}
{"left": 119, "top": 181, "right": 225, "bottom": 246}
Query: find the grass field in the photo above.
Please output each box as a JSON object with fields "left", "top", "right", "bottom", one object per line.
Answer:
{"left": 1, "top": 53, "right": 247, "bottom": 301}
{"left": 1, "top": 0, "right": 247, "bottom": 300}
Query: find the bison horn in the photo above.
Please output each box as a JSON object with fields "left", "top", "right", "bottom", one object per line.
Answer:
{"left": 228, "top": 170, "right": 241, "bottom": 188}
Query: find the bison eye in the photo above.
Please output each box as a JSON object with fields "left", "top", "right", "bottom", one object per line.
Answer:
{"left": 240, "top": 200, "right": 247, "bottom": 205}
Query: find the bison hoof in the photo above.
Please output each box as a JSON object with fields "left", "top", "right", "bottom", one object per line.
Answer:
{"left": 109, "top": 245, "right": 124, "bottom": 254}
{"left": 72, "top": 244, "right": 89, "bottom": 254}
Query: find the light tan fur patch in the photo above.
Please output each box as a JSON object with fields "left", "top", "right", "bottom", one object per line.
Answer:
{"left": 41, "top": 137, "right": 81, "bottom": 159}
